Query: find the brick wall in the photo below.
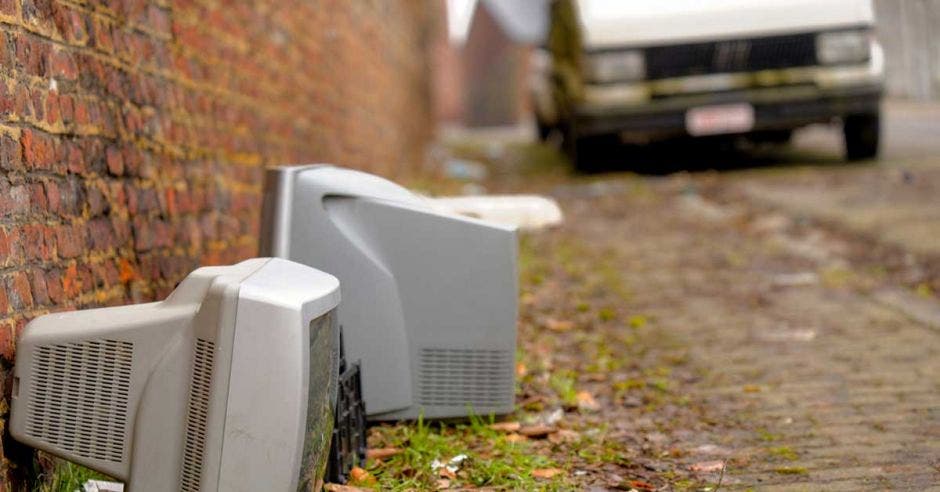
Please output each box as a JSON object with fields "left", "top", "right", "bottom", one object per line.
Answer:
{"left": 0, "top": 0, "right": 436, "bottom": 485}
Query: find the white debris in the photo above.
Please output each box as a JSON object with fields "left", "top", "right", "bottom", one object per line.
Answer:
{"left": 431, "top": 454, "right": 469, "bottom": 474}
{"left": 770, "top": 272, "right": 820, "bottom": 287}
{"left": 429, "top": 195, "right": 563, "bottom": 230}
{"left": 83, "top": 480, "right": 124, "bottom": 492}
{"left": 443, "top": 158, "right": 488, "bottom": 182}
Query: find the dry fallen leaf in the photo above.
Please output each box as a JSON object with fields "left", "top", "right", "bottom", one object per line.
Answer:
{"left": 349, "top": 466, "right": 377, "bottom": 486}
{"left": 690, "top": 460, "right": 726, "bottom": 473}
{"left": 505, "top": 432, "right": 527, "bottom": 443}
{"left": 629, "top": 479, "right": 655, "bottom": 491}
{"left": 324, "top": 484, "right": 372, "bottom": 492}
{"left": 545, "top": 318, "right": 575, "bottom": 332}
{"left": 439, "top": 467, "right": 457, "bottom": 479}
{"left": 547, "top": 428, "right": 580, "bottom": 444}
{"left": 576, "top": 391, "right": 600, "bottom": 412}
{"left": 436, "top": 478, "right": 451, "bottom": 489}
{"left": 516, "top": 361, "right": 528, "bottom": 377}
{"left": 489, "top": 421, "right": 521, "bottom": 432}
{"left": 519, "top": 424, "right": 555, "bottom": 438}
{"left": 743, "top": 384, "right": 762, "bottom": 393}
{"left": 366, "top": 447, "right": 402, "bottom": 460}
{"left": 532, "top": 468, "right": 565, "bottom": 479}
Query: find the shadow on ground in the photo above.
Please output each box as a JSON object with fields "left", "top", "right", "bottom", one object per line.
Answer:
{"left": 575, "top": 136, "right": 862, "bottom": 176}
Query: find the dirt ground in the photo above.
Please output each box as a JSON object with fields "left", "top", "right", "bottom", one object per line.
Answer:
{"left": 355, "top": 101, "right": 940, "bottom": 491}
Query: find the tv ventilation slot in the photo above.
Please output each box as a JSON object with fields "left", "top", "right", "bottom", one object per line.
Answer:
{"left": 417, "top": 348, "right": 514, "bottom": 407}
{"left": 25, "top": 339, "right": 133, "bottom": 464}
{"left": 180, "top": 338, "right": 214, "bottom": 492}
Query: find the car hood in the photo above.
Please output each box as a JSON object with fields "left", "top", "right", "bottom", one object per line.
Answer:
{"left": 577, "top": 0, "right": 875, "bottom": 49}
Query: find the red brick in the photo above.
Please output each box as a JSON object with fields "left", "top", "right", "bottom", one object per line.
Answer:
{"left": 48, "top": 48, "right": 78, "bottom": 80}
{"left": 28, "top": 268, "right": 48, "bottom": 306}
{"left": 105, "top": 145, "right": 123, "bottom": 175}
{"left": 19, "top": 223, "right": 54, "bottom": 261}
{"left": 54, "top": 222, "right": 84, "bottom": 258}
{"left": 6, "top": 271, "right": 34, "bottom": 311}
{"left": 0, "top": 319, "right": 14, "bottom": 362}
{"left": 43, "top": 269, "right": 63, "bottom": 303}
{"left": 0, "top": 135, "right": 22, "bottom": 171}
{"left": 0, "top": 0, "right": 18, "bottom": 18}
{"left": 20, "top": 129, "right": 56, "bottom": 170}
{"left": 0, "top": 181, "right": 30, "bottom": 217}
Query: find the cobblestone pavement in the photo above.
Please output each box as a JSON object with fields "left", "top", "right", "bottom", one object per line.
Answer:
{"left": 546, "top": 173, "right": 940, "bottom": 490}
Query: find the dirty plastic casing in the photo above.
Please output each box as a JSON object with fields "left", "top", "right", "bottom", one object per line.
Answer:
{"left": 10, "top": 258, "right": 341, "bottom": 492}
{"left": 260, "top": 165, "right": 518, "bottom": 421}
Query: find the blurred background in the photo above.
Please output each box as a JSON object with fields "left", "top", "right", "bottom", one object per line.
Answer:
{"left": 433, "top": 0, "right": 940, "bottom": 172}
{"left": 1, "top": 0, "right": 939, "bottom": 489}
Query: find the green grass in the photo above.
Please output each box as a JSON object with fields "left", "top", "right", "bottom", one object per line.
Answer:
{"left": 369, "top": 415, "right": 570, "bottom": 490}
{"left": 34, "top": 461, "right": 111, "bottom": 492}
{"left": 767, "top": 446, "right": 799, "bottom": 461}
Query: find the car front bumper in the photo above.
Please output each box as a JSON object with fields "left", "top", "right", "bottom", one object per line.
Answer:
{"left": 575, "top": 83, "right": 883, "bottom": 140}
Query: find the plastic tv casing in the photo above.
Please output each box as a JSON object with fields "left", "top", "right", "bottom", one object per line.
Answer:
{"left": 260, "top": 165, "right": 519, "bottom": 421}
{"left": 10, "top": 258, "right": 341, "bottom": 492}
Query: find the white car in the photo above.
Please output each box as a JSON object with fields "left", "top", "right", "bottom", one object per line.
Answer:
{"left": 531, "top": 0, "right": 885, "bottom": 169}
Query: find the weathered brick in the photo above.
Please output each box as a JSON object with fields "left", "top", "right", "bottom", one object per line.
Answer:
{"left": 0, "top": 285, "right": 8, "bottom": 314}
{"left": 105, "top": 145, "right": 123, "bottom": 175}
{"left": 54, "top": 222, "right": 84, "bottom": 258}
{"left": 20, "top": 128, "right": 55, "bottom": 170}
{"left": 27, "top": 268, "right": 48, "bottom": 306}
{"left": 0, "top": 135, "right": 22, "bottom": 171}
{"left": 6, "top": 271, "right": 33, "bottom": 311}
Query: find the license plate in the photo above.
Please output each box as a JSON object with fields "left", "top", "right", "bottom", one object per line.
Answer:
{"left": 685, "top": 103, "right": 755, "bottom": 136}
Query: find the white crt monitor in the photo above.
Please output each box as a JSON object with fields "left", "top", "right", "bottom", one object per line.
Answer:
{"left": 10, "top": 258, "right": 341, "bottom": 492}
{"left": 260, "top": 165, "right": 518, "bottom": 421}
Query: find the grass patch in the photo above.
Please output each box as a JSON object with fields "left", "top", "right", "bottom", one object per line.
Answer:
{"left": 34, "top": 461, "right": 111, "bottom": 492}
{"left": 369, "top": 415, "right": 570, "bottom": 490}
{"left": 767, "top": 446, "right": 799, "bottom": 461}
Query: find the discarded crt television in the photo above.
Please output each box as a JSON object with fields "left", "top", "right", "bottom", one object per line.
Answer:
{"left": 10, "top": 258, "right": 341, "bottom": 491}
{"left": 260, "top": 165, "right": 519, "bottom": 420}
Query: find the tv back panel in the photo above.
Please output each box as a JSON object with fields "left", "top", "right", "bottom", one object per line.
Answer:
{"left": 260, "top": 165, "right": 518, "bottom": 421}
{"left": 10, "top": 258, "right": 341, "bottom": 491}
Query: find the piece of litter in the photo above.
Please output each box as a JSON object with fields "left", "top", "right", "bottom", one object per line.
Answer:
{"left": 429, "top": 195, "right": 563, "bottom": 230}
{"left": 756, "top": 328, "right": 817, "bottom": 342}
{"left": 543, "top": 407, "right": 564, "bottom": 425}
{"left": 83, "top": 481, "right": 124, "bottom": 492}
{"left": 770, "top": 272, "right": 819, "bottom": 287}
{"left": 690, "top": 460, "right": 726, "bottom": 473}
{"left": 443, "top": 158, "right": 488, "bottom": 182}
{"left": 432, "top": 454, "right": 468, "bottom": 475}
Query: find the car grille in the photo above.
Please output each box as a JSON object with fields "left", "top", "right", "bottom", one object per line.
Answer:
{"left": 643, "top": 32, "right": 819, "bottom": 80}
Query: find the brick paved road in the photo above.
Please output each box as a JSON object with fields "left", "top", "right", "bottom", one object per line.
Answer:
{"left": 550, "top": 168, "right": 940, "bottom": 489}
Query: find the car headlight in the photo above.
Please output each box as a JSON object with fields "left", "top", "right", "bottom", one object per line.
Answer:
{"left": 587, "top": 50, "right": 646, "bottom": 83}
{"left": 816, "top": 30, "right": 871, "bottom": 65}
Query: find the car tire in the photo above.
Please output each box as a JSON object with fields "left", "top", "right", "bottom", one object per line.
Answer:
{"left": 536, "top": 119, "right": 553, "bottom": 142}
{"left": 562, "top": 124, "right": 617, "bottom": 173}
{"left": 844, "top": 112, "right": 880, "bottom": 161}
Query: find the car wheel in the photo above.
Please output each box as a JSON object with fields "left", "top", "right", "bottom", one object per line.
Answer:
{"left": 844, "top": 112, "right": 880, "bottom": 161}
{"left": 562, "top": 125, "right": 617, "bottom": 173}
{"left": 536, "top": 118, "right": 553, "bottom": 142}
